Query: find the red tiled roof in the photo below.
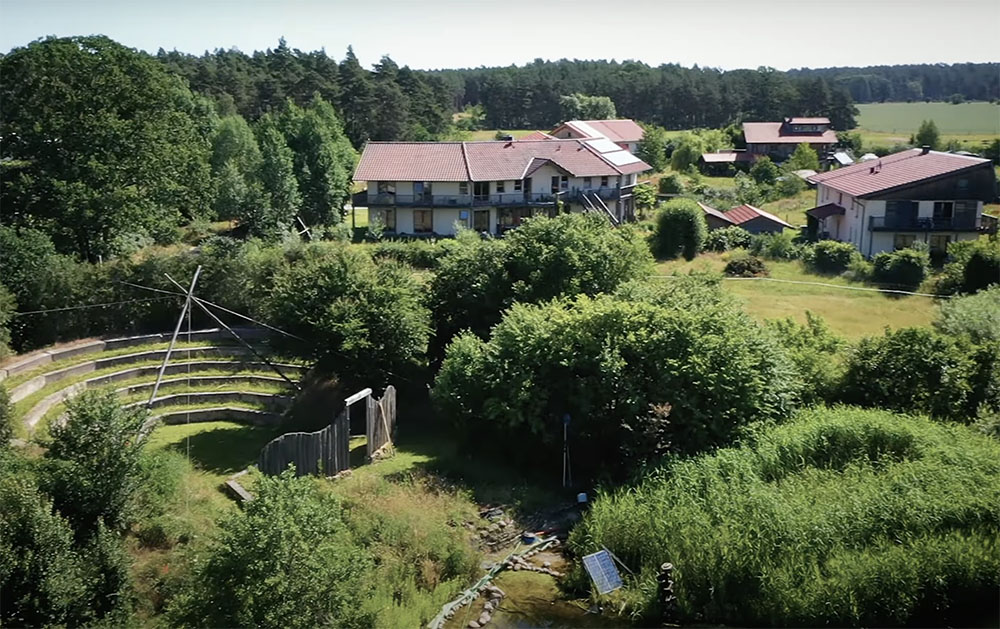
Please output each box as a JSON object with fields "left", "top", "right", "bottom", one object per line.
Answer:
{"left": 553, "top": 119, "right": 645, "bottom": 143}
{"left": 518, "top": 131, "right": 556, "bottom": 141}
{"left": 724, "top": 204, "right": 794, "bottom": 228}
{"left": 805, "top": 203, "right": 846, "bottom": 220}
{"left": 354, "top": 140, "right": 651, "bottom": 182}
{"left": 742, "top": 122, "right": 837, "bottom": 145}
{"left": 353, "top": 142, "right": 467, "bottom": 182}
{"left": 806, "top": 149, "right": 992, "bottom": 197}
{"left": 698, "top": 202, "right": 735, "bottom": 224}
{"left": 788, "top": 117, "right": 831, "bottom": 125}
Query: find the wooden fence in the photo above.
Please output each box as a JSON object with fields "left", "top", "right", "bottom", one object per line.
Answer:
{"left": 257, "top": 410, "right": 350, "bottom": 477}
{"left": 366, "top": 385, "right": 397, "bottom": 460}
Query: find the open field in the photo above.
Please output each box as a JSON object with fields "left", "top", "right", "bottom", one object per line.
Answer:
{"left": 657, "top": 253, "right": 939, "bottom": 338}
{"left": 856, "top": 101, "right": 1000, "bottom": 136}
{"left": 466, "top": 129, "right": 539, "bottom": 141}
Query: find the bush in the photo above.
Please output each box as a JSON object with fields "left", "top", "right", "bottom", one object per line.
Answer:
{"left": 657, "top": 173, "right": 684, "bottom": 195}
{"left": 774, "top": 174, "right": 805, "bottom": 198}
{"left": 749, "top": 231, "right": 802, "bottom": 260}
{"left": 871, "top": 247, "right": 929, "bottom": 290}
{"left": 839, "top": 327, "right": 981, "bottom": 420}
{"left": 936, "top": 238, "right": 1000, "bottom": 295}
{"left": 653, "top": 198, "right": 707, "bottom": 260}
{"left": 167, "top": 470, "right": 375, "bottom": 629}
{"left": 42, "top": 390, "right": 149, "bottom": 535}
{"left": 935, "top": 286, "right": 1000, "bottom": 344}
{"left": 0, "top": 385, "right": 12, "bottom": 449}
{"left": 723, "top": 251, "right": 768, "bottom": 277}
{"left": 704, "top": 226, "right": 752, "bottom": 252}
{"left": 430, "top": 214, "right": 652, "bottom": 342}
{"left": 767, "top": 312, "right": 845, "bottom": 405}
{"left": 750, "top": 156, "right": 779, "bottom": 185}
{"left": 433, "top": 292, "right": 798, "bottom": 476}
{"left": 266, "top": 242, "right": 431, "bottom": 379}
{"left": 804, "top": 239, "right": 857, "bottom": 274}
{"left": 963, "top": 239, "right": 1000, "bottom": 293}
{"left": 0, "top": 285, "right": 13, "bottom": 361}
{"left": 372, "top": 238, "right": 448, "bottom": 270}
{"left": 569, "top": 407, "right": 1000, "bottom": 627}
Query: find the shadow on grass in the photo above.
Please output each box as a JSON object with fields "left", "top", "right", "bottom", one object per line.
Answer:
{"left": 165, "top": 425, "right": 282, "bottom": 475}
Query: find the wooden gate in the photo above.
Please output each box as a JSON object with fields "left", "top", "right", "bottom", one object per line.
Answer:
{"left": 366, "top": 385, "right": 397, "bottom": 460}
{"left": 257, "top": 410, "right": 349, "bottom": 477}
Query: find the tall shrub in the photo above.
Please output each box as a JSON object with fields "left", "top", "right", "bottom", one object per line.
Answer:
{"left": 804, "top": 239, "right": 857, "bottom": 274}
{"left": 653, "top": 198, "right": 707, "bottom": 260}
{"left": 871, "top": 247, "right": 929, "bottom": 290}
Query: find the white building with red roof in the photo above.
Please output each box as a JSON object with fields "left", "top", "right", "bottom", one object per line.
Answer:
{"left": 743, "top": 117, "right": 838, "bottom": 161}
{"left": 805, "top": 147, "right": 997, "bottom": 256}
{"left": 353, "top": 139, "right": 650, "bottom": 236}
{"left": 549, "top": 119, "right": 645, "bottom": 153}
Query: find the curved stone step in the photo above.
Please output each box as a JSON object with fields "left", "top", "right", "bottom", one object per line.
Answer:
{"left": 116, "top": 375, "right": 288, "bottom": 396}
{"left": 21, "top": 363, "right": 304, "bottom": 430}
{"left": 11, "top": 346, "right": 252, "bottom": 402}
{"left": 0, "top": 327, "right": 269, "bottom": 382}
{"left": 127, "top": 391, "right": 292, "bottom": 411}
{"left": 142, "top": 407, "right": 282, "bottom": 433}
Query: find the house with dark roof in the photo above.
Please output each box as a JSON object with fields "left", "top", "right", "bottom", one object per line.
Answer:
{"left": 549, "top": 119, "right": 645, "bottom": 153}
{"left": 352, "top": 139, "right": 650, "bottom": 236}
{"left": 698, "top": 202, "right": 793, "bottom": 233}
{"left": 743, "top": 117, "right": 837, "bottom": 161}
{"left": 804, "top": 147, "right": 997, "bottom": 257}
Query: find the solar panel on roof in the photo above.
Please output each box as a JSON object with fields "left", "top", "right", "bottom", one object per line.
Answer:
{"left": 582, "top": 550, "right": 623, "bottom": 595}
{"left": 602, "top": 150, "right": 641, "bottom": 166}
{"left": 584, "top": 137, "right": 621, "bottom": 154}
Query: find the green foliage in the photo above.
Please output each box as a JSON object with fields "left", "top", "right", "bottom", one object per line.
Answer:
{"left": 43, "top": 389, "right": 149, "bottom": 535}
{"left": 723, "top": 251, "right": 768, "bottom": 277}
{"left": 657, "top": 173, "right": 684, "bottom": 195}
{"left": 0, "top": 473, "right": 89, "bottom": 627}
{"left": 840, "top": 327, "right": 987, "bottom": 420}
{"left": 804, "top": 239, "right": 858, "bottom": 274}
{"left": 704, "top": 226, "right": 752, "bottom": 252}
{"left": 636, "top": 124, "right": 668, "bottom": 172}
{"left": 733, "top": 171, "right": 767, "bottom": 206}
{"left": 266, "top": 243, "right": 430, "bottom": 378}
{"left": 935, "top": 286, "right": 1000, "bottom": 344}
{"left": 767, "top": 312, "right": 845, "bottom": 405}
{"left": 168, "top": 469, "right": 375, "bottom": 629}
{"left": 0, "top": 36, "right": 213, "bottom": 259}
{"left": 372, "top": 238, "right": 451, "bottom": 270}
{"left": 558, "top": 93, "right": 617, "bottom": 120}
{"left": 669, "top": 133, "right": 705, "bottom": 172}
{"left": 871, "top": 247, "right": 929, "bottom": 290}
{"left": 784, "top": 143, "right": 821, "bottom": 171}
{"left": 750, "top": 156, "right": 779, "bottom": 185}
{"left": 774, "top": 173, "right": 806, "bottom": 197}
{"left": 936, "top": 237, "right": 1000, "bottom": 295}
{"left": 429, "top": 214, "right": 652, "bottom": 342}
{"left": 653, "top": 198, "right": 707, "bottom": 260}
{"left": 434, "top": 291, "right": 797, "bottom": 474}
{"left": 915, "top": 119, "right": 941, "bottom": 149}
{"left": 248, "top": 119, "right": 301, "bottom": 239}
{"left": 632, "top": 182, "right": 657, "bottom": 213}
{"left": 569, "top": 407, "right": 1000, "bottom": 627}
{"left": 836, "top": 130, "right": 863, "bottom": 154}
{"left": 749, "top": 230, "right": 803, "bottom": 260}
{"left": 0, "top": 385, "right": 10, "bottom": 447}
{"left": 0, "top": 284, "right": 14, "bottom": 361}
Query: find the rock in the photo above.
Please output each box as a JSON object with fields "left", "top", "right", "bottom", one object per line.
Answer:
{"left": 484, "top": 600, "right": 495, "bottom": 613}
{"left": 493, "top": 587, "right": 506, "bottom": 598}
{"left": 497, "top": 520, "right": 507, "bottom": 528}
{"left": 513, "top": 563, "right": 520, "bottom": 571}
{"left": 542, "top": 560, "right": 551, "bottom": 568}
{"left": 467, "top": 621, "right": 480, "bottom": 628}
{"left": 478, "top": 612, "right": 491, "bottom": 625}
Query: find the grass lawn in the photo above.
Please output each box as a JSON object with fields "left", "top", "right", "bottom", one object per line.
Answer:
{"left": 466, "top": 129, "right": 540, "bottom": 141}
{"left": 761, "top": 189, "right": 816, "bottom": 226}
{"left": 146, "top": 420, "right": 282, "bottom": 480}
{"left": 657, "top": 253, "right": 939, "bottom": 339}
{"left": 644, "top": 167, "right": 737, "bottom": 191}
{"left": 856, "top": 101, "right": 1000, "bottom": 136}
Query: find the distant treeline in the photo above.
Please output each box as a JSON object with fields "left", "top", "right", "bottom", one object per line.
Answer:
{"left": 153, "top": 44, "right": 998, "bottom": 138}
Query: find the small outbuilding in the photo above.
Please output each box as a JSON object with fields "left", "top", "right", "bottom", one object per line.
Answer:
{"left": 699, "top": 202, "right": 795, "bottom": 233}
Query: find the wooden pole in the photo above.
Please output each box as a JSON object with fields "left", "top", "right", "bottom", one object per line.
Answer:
{"left": 147, "top": 266, "right": 201, "bottom": 408}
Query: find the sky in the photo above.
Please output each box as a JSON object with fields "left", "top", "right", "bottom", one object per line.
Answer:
{"left": 1, "top": 0, "right": 998, "bottom": 71}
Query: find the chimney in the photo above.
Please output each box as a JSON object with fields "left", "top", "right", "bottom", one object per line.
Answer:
{"left": 921, "top": 145, "right": 931, "bottom": 155}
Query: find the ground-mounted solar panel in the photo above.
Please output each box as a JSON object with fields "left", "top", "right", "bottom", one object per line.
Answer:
{"left": 582, "top": 550, "right": 623, "bottom": 594}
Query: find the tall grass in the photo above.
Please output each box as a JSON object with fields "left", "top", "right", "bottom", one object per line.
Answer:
{"left": 569, "top": 407, "right": 1000, "bottom": 627}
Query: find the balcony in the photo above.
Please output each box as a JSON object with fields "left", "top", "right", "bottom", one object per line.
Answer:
{"left": 869, "top": 215, "right": 980, "bottom": 232}
{"left": 358, "top": 192, "right": 566, "bottom": 207}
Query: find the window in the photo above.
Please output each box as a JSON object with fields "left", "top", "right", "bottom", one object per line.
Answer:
{"left": 514, "top": 180, "right": 522, "bottom": 192}
{"left": 413, "top": 209, "right": 433, "bottom": 233}
{"left": 893, "top": 234, "right": 916, "bottom": 250}
{"left": 933, "top": 201, "right": 954, "bottom": 219}
{"left": 458, "top": 209, "right": 470, "bottom": 228}
{"left": 929, "top": 235, "right": 951, "bottom": 252}
{"left": 473, "top": 209, "right": 490, "bottom": 231}
{"left": 377, "top": 181, "right": 395, "bottom": 195}
{"left": 600, "top": 176, "right": 609, "bottom": 187}
{"left": 373, "top": 209, "right": 396, "bottom": 231}
{"left": 838, "top": 192, "right": 843, "bottom": 205}
{"left": 583, "top": 177, "right": 592, "bottom": 188}
{"left": 551, "top": 176, "right": 560, "bottom": 193}
{"left": 496, "top": 181, "right": 505, "bottom": 193}
{"left": 459, "top": 181, "right": 469, "bottom": 196}
{"left": 413, "top": 181, "right": 432, "bottom": 202}
{"left": 473, "top": 181, "right": 489, "bottom": 201}
{"left": 560, "top": 176, "right": 568, "bottom": 190}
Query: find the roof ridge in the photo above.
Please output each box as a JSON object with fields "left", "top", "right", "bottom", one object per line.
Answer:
{"left": 460, "top": 142, "right": 473, "bottom": 181}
